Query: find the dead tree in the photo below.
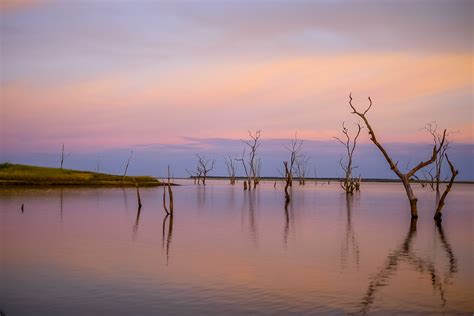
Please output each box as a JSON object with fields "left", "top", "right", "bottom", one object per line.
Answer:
{"left": 224, "top": 154, "right": 237, "bottom": 185}
{"left": 283, "top": 161, "right": 291, "bottom": 203}
{"left": 134, "top": 178, "right": 142, "bottom": 209}
{"left": 236, "top": 149, "right": 250, "bottom": 190}
{"left": 284, "top": 133, "right": 303, "bottom": 186}
{"left": 434, "top": 155, "right": 458, "bottom": 222}
{"left": 167, "top": 166, "right": 174, "bottom": 215}
{"left": 348, "top": 93, "right": 446, "bottom": 218}
{"left": 237, "top": 130, "right": 261, "bottom": 190}
{"left": 296, "top": 154, "right": 310, "bottom": 185}
{"left": 162, "top": 166, "right": 174, "bottom": 215}
{"left": 122, "top": 150, "right": 133, "bottom": 181}
{"left": 422, "top": 122, "right": 451, "bottom": 192}
{"left": 334, "top": 122, "right": 362, "bottom": 194}
{"left": 185, "top": 168, "right": 200, "bottom": 184}
{"left": 196, "top": 154, "right": 215, "bottom": 185}
{"left": 60, "top": 143, "right": 71, "bottom": 169}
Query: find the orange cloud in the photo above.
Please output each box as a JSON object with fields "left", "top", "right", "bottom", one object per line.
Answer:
{"left": 1, "top": 52, "right": 472, "bottom": 151}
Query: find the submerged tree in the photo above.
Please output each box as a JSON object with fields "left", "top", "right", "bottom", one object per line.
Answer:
{"left": 284, "top": 133, "right": 303, "bottom": 187}
{"left": 283, "top": 161, "right": 291, "bottom": 203}
{"left": 162, "top": 165, "right": 174, "bottom": 216}
{"left": 422, "top": 122, "right": 452, "bottom": 192}
{"left": 434, "top": 154, "right": 458, "bottom": 222}
{"left": 296, "top": 154, "right": 310, "bottom": 185}
{"left": 348, "top": 93, "right": 446, "bottom": 218}
{"left": 196, "top": 154, "right": 215, "bottom": 185}
{"left": 334, "top": 122, "right": 362, "bottom": 194}
{"left": 224, "top": 154, "right": 237, "bottom": 185}
{"left": 236, "top": 130, "right": 261, "bottom": 190}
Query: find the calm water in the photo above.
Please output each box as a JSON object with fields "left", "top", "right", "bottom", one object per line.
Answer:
{"left": 0, "top": 181, "right": 473, "bottom": 315}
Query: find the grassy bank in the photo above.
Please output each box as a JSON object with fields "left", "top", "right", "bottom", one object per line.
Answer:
{"left": 0, "top": 163, "right": 161, "bottom": 187}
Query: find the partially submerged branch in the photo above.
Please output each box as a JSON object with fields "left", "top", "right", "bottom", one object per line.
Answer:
{"left": 134, "top": 178, "right": 142, "bottom": 209}
{"left": 195, "top": 154, "right": 215, "bottom": 185}
{"left": 348, "top": 93, "right": 446, "bottom": 218}
{"left": 283, "top": 161, "right": 291, "bottom": 203}
{"left": 334, "top": 121, "right": 362, "bottom": 194}
{"left": 434, "top": 155, "right": 458, "bottom": 222}
{"left": 239, "top": 130, "right": 261, "bottom": 190}
{"left": 224, "top": 154, "right": 237, "bottom": 185}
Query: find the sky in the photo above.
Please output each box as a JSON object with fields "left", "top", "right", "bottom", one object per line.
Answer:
{"left": 0, "top": 0, "right": 473, "bottom": 179}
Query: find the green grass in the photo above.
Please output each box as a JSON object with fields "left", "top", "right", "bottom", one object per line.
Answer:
{"left": 0, "top": 163, "right": 161, "bottom": 187}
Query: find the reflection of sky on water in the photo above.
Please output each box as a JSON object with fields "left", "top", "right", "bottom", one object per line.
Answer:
{"left": 0, "top": 181, "right": 472, "bottom": 314}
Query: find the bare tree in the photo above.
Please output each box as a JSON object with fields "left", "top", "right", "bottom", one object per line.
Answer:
{"left": 134, "top": 178, "right": 142, "bottom": 210}
{"left": 236, "top": 149, "right": 250, "bottom": 190}
{"left": 224, "top": 154, "right": 237, "bottom": 185}
{"left": 283, "top": 161, "right": 291, "bottom": 203}
{"left": 334, "top": 122, "right": 362, "bottom": 194}
{"left": 434, "top": 154, "right": 458, "bottom": 222}
{"left": 60, "top": 143, "right": 71, "bottom": 169}
{"left": 162, "top": 165, "right": 174, "bottom": 216}
{"left": 167, "top": 165, "right": 174, "bottom": 215}
{"left": 122, "top": 150, "right": 133, "bottom": 181}
{"left": 422, "top": 122, "right": 452, "bottom": 192}
{"left": 284, "top": 132, "right": 303, "bottom": 187}
{"left": 196, "top": 154, "right": 215, "bottom": 185}
{"left": 237, "top": 130, "right": 261, "bottom": 190}
{"left": 296, "top": 154, "right": 310, "bottom": 185}
{"left": 185, "top": 168, "right": 201, "bottom": 184}
{"left": 348, "top": 93, "right": 446, "bottom": 218}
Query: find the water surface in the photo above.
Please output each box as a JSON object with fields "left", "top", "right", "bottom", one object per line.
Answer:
{"left": 1, "top": 181, "right": 472, "bottom": 315}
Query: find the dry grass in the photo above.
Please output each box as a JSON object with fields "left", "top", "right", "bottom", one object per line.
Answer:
{"left": 0, "top": 163, "right": 160, "bottom": 187}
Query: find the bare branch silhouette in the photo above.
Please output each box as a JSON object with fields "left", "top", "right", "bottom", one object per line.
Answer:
{"left": 224, "top": 154, "right": 238, "bottom": 185}
{"left": 348, "top": 93, "right": 446, "bottom": 218}
{"left": 60, "top": 143, "right": 71, "bottom": 169}
{"left": 122, "top": 150, "right": 133, "bottom": 181}
{"left": 194, "top": 154, "right": 215, "bottom": 185}
{"left": 434, "top": 154, "right": 458, "bottom": 222}
{"left": 238, "top": 130, "right": 261, "bottom": 190}
{"left": 284, "top": 132, "right": 303, "bottom": 187}
{"left": 421, "top": 122, "right": 452, "bottom": 192}
{"left": 334, "top": 121, "right": 362, "bottom": 193}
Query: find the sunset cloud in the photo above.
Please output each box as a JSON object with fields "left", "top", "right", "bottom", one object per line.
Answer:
{"left": 0, "top": 1, "right": 472, "bottom": 177}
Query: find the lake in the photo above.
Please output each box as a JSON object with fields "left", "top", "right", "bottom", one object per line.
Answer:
{"left": 0, "top": 181, "right": 472, "bottom": 315}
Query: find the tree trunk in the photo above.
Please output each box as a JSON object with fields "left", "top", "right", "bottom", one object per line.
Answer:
{"left": 434, "top": 155, "right": 458, "bottom": 222}
{"left": 401, "top": 176, "right": 418, "bottom": 218}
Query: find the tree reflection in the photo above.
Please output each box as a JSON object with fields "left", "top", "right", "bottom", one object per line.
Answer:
{"left": 359, "top": 218, "right": 458, "bottom": 314}
{"left": 283, "top": 199, "right": 290, "bottom": 247}
{"left": 161, "top": 214, "right": 174, "bottom": 266}
{"left": 132, "top": 205, "right": 142, "bottom": 240}
{"left": 241, "top": 191, "right": 258, "bottom": 247}
{"left": 341, "top": 194, "right": 359, "bottom": 268}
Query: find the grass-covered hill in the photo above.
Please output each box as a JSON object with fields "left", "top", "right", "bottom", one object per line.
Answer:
{"left": 0, "top": 163, "right": 161, "bottom": 187}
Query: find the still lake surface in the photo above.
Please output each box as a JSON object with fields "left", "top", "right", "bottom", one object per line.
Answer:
{"left": 0, "top": 180, "right": 472, "bottom": 315}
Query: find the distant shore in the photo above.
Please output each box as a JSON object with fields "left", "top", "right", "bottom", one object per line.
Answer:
{"left": 186, "top": 176, "right": 474, "bottom": 184}
{"left": 0, "top": 163, "right": 162, "bottom": 187}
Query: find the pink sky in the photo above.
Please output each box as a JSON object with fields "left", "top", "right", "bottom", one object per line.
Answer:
{"left": 0, "top": 1, "right": 472, "bottom": 178}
